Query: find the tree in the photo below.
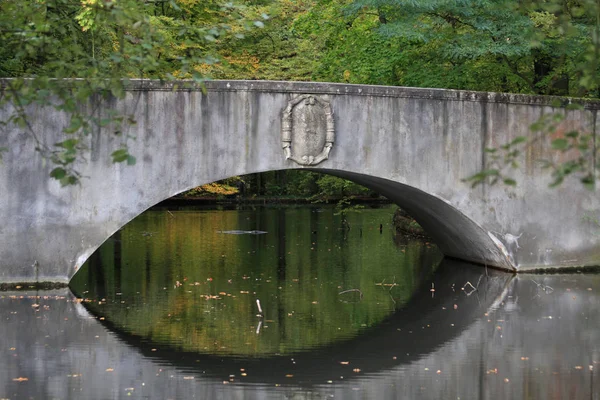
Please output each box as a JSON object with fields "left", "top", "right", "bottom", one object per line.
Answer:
{"left": 345, "top": 0, "right": 599, "bottom": 96}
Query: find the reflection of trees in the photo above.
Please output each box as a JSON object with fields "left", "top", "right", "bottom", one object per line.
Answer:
{"left": 71, "top": 206, "right": 442, "bottom": 356}
{"left": 83, "top": 259, "right": 512, "bottom": 386}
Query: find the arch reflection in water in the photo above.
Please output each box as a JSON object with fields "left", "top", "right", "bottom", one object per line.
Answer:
{"left": 71, "top": 205, "right": 443, "bottom": 356}
{"left": 82, "top": 259, "right": 511, "bottom": 386}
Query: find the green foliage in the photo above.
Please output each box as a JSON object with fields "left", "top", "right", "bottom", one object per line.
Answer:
{"left": 347, "top": 0, "right": 600, "bottom": 95}
{"left": 199, "top": 0, "right": 320, "bottom": 81}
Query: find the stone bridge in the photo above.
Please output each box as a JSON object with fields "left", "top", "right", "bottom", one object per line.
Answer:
{"left": 1, "top": 80, "right": 600, "bottom": 283}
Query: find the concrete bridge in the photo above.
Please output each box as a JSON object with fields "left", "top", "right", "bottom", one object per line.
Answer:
{"left": 1, "top": 80, "right": 600, "bottom": 283}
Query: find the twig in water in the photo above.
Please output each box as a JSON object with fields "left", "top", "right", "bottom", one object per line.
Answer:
{"left": 376, "top": 278, "right": 399, "bottom": 289}
{"left": 531, "top": 279, "right": 554, "bottom": 295}
{"left": 476, "top": 275, "right": 484, "bottom": 289}
{"left": 256, "top": 319, "right": 262, "bottom": 335}
{"left": 256, "top": 299, "right": 263, "bottom": 316}
{"left": 389, "top": 276, "right": 397, "bottom": 292}
{"left": 338, "top": 289, "right": 364, "bottom": 302}
{"left": 462, "top": 281, "right": 477, "bottom": 296}
{"left": 167, "top": 210, "right": 175, "bottom": 218}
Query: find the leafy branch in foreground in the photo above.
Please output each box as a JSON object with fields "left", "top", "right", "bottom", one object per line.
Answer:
{"left": 464, "top": 102, "right": 597, "bottom": 189}
{"left": 0, "top": 0, "right": 264, "bottom": 185}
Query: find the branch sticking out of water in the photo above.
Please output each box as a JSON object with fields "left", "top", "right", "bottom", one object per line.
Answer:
{"left": 531, "top": 279, "right": 554, "bottom": 294}
{"left": 462, "top": 281, "right": 477, "bottom": 296}
{"left": 338, "top": 289, "right": 364, "bottom": 303}
{"left": 256, "top": 299, "right": 263, "bottom": 316}
{"left": 375, "top": 276, "right": 398, "bottom": 291}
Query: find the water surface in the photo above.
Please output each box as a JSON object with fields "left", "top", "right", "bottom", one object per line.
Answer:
{"left": 1, "top": 205, "right": 599, "bottom": 399}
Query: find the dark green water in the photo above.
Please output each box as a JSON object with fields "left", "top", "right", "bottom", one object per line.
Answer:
{"left": 71, "top": 204, "right": 442, "bottom": 356}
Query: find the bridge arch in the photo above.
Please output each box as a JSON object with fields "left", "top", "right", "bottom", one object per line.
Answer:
{"left": 2, "top": 80, "right": 599, "bottom": 283}
{"left": 74, "top": 168, "right": 515, "bottom": 283}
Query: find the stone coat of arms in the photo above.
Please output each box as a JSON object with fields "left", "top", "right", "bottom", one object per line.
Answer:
{"left": 282, "top": 94, "right": 334, "bottom": 166}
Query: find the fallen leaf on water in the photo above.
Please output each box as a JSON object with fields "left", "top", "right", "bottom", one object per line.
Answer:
{"left": 106, "top": 368, "right": 114, "bottom": 372}
{"left": 285, "top": 374, "right": 294, "bottom": 378}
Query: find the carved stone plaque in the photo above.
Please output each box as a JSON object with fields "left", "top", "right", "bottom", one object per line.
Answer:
{"left": 282, "top": 94, "right": 334, "bottom": 166}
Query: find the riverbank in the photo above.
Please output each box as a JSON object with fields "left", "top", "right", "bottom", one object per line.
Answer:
{"left": 154, "top": 195, "right": 393, "bottom": 207}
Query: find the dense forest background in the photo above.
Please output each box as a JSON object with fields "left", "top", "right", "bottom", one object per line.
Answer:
{"left": 1, "top": 0, "right": 599, "bottom": 194}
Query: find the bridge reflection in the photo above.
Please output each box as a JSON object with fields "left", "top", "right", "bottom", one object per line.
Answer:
{"left": 81, "top": 259, "right": 512, "bottom": 386}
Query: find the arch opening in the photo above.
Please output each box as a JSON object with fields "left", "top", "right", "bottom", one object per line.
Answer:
{"left": 70, "top": 168, "right": 514, "bottom": 285}
{"left": 69, "top": 190, "right": 445, "bottom": 356}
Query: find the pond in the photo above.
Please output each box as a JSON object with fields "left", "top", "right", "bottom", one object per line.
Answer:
{"left": 1, "top": 205, "right": 599, "bottom": 399}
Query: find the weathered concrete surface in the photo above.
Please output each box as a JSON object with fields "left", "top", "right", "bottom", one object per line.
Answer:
{"left": 1, "top": 80, "right": 599, "bottom": 282}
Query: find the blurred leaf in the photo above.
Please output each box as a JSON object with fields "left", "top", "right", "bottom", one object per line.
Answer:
{"left": 551, "top": 138, "right": 569, "bottom": 150}
{"left": 50, "top": 167, "right": 66, "bottom": 180}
